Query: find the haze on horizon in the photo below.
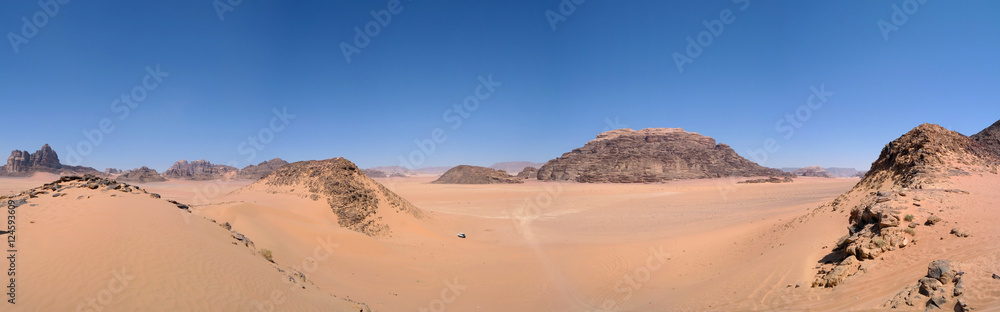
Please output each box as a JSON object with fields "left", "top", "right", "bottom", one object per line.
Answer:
{"left": 1, "top": 1, "right": 998, "bottom": 172}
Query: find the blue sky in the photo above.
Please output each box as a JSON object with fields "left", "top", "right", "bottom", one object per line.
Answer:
{"left": 1, "top": 0, "right": 998, "bottom": 172}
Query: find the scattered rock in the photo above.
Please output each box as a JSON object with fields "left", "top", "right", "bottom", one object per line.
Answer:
{"left": 925, "top": 215, "right": 943, "bottom": 226}
{"left": 950, "top": 228, "right": 969, "bottom": 238}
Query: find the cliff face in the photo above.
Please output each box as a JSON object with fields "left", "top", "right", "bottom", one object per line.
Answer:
{"left": 537, "top": 128, "right": 786, "bottom": 183}
{"left": 162, "top": 159, "right": 238, "bottom": 180}
{"left": 1, "top": 144, "right": 103, "bottom": 177}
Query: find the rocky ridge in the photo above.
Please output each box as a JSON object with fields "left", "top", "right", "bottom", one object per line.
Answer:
{"left": 236, "top": 157, "right": 424, "bottom": 237}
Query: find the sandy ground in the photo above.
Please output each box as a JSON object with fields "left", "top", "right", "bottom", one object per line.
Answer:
{"left": 3, "top": 172, "right": 998, "bottom": 311}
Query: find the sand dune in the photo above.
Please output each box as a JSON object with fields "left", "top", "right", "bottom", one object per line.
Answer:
{"left": 3, "top": 176, "right": 366, "bottom": 311}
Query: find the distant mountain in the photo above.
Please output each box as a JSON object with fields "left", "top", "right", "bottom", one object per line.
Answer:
{"left": 782, "top": 167, "right": 866, "bottom": 178}
{"left": 162, "top": 159, "right": 238, "bottom": 180}
{"left": 789, "top": 166, "right": 835, "bottom": 178}
{"left": 0, "top": 144, "right": 104, "bottom": 177}
{"left": 116, "top": 166, "right": 167, "bottom": 183}
{"left": 368, "top": 166, "right": 452, "bottom": 176}
{"left": 488, "top": 162, "right": 544, "bottom": 175}
{"left": 538, "top": 128, "right": 787, "bottom": 183}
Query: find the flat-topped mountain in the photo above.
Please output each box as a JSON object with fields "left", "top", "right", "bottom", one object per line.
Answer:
{"left": 162, "top": 159, "right": 238, "bottom": 180}
{"left": 1, "top": 144, "right": 104, "bottom": 177}
{"left": 536, "top": 128, "right": 786, "bottom": 183}
{"left": 432, "top": 165, "right": 523, "bottom": 184}
{"left": 236, "top": 157, "right": 424, "bottom": 237}
{"left": 236, "top": 158, "right": 288, "bottom": 180}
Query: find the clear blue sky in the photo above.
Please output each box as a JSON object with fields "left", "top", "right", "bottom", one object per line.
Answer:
{"left": 2, "top": 1, "right": 998, "bottom": 172}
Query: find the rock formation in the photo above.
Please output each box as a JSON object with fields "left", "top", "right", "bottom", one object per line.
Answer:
{"left": 537, "top": 128, "right": 787, "bottom": 183}
{"left": 790, "top": 166, "right": 835, "bottom": 178}
{"left": 489, "top": 161, "right": 544, "bottom": 173}
{"left": 236, "top": 158, "right": 424, "bottom": 237}
{"left": 432, "top": 165, "right": 523, "bottom": 184}
{"left": 116, "top": 166, "right": 167, "bottom": 183}
{"left": 884, "top": 260, "right": 971, "bottom": 310}
{"left": 516, "top": 167, "right": 538, "bottom": 179}
{"left": 857, "top": 123, "right": 998, "bottom": 190}
{"left": 971, "top": 119, "right": 1000, "bottom": 156}
{"left": 162, "top": 159, "right": 238, "bottom": 180}
{"left": 1, "top": 144, "right": 104, "bottom": 177}
{"left": 813, "top": 123, "right": 999, "bottom": 289}
{"left": 236, "top": 158, "right": 288, "bottom": 180}
{"left": 105, "top": 168, "right": 123, "bottom": 175}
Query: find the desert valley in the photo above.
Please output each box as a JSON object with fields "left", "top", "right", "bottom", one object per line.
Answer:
{"left": 2, "top": 120, "right": 999, "bottom": 311}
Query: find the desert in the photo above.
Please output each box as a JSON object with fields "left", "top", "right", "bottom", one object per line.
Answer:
{"left": 3, "top": 1, "right": 999, "bottom": 311}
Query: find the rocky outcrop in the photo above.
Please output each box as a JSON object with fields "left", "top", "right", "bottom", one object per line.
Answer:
{"left": 814, "top": 123, "right": 1000, "bottom": 289}
{"left": 790, "top": 166, "right": 835, "bottom": 178}
{"left": 105, "top": 168, "right": 123, "bottom": 175}
{"left": 236, "top": 158, "right": 424, "bottom": 238}
{"left": 857, "top": 124, "right": 998, "bottom": 190}
{"left": 516, "top": 167, "right": 538, "bottom": 179}
{"left": 489, "top": 161, "right": 544, "bottom": 173}
{"left": 971, "top": 119, "right": 1000, "bottom": 157}
{"left": 1, "top": 144, "right": 103, "bottom": 177}
{"left": 537, "top": 128, "right": 787, "bottom": 183}
{"left": 884, "top": 260, "right": 969, "bottom": 310}
{"left": 432, "top": 165, "right": 523, "bottom": 184}
{"left": 236, "top": 158, "right": 288, "bottom": 180}
{"left": 116, "top": 166, "right": 167, "bottom": 183}
{"left": 162, "top": 159, "right": 238, "bottom": 181}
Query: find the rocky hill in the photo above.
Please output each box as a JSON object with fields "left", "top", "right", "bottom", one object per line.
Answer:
{"left": 489, "top": 161, "right": 544, "bottom": 173}
{"left": 236, "top": 157, "right": 424, "bottom": 237}
{"left": 236, "top": 158, "right": 288, "bottom": 180}
{"left": 162, "top": 159, "right": 238, "bottom": 180}
{"left": 971, "top": 119, "right": 1000, "bottom": 156}
{"left": 116, "top": 166, "right": 167, "bottom": 183}
{"left": 0, "top": 144, "right": 104, "bottom": 177}
{"left": 813, "top": 123, "right": 999, "bottom": 294}
{"left": 537, "top": 128, "right": 787, "bottom": 183}
{"left": 432, "top": 165, "right": 523, "bottom": 184}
